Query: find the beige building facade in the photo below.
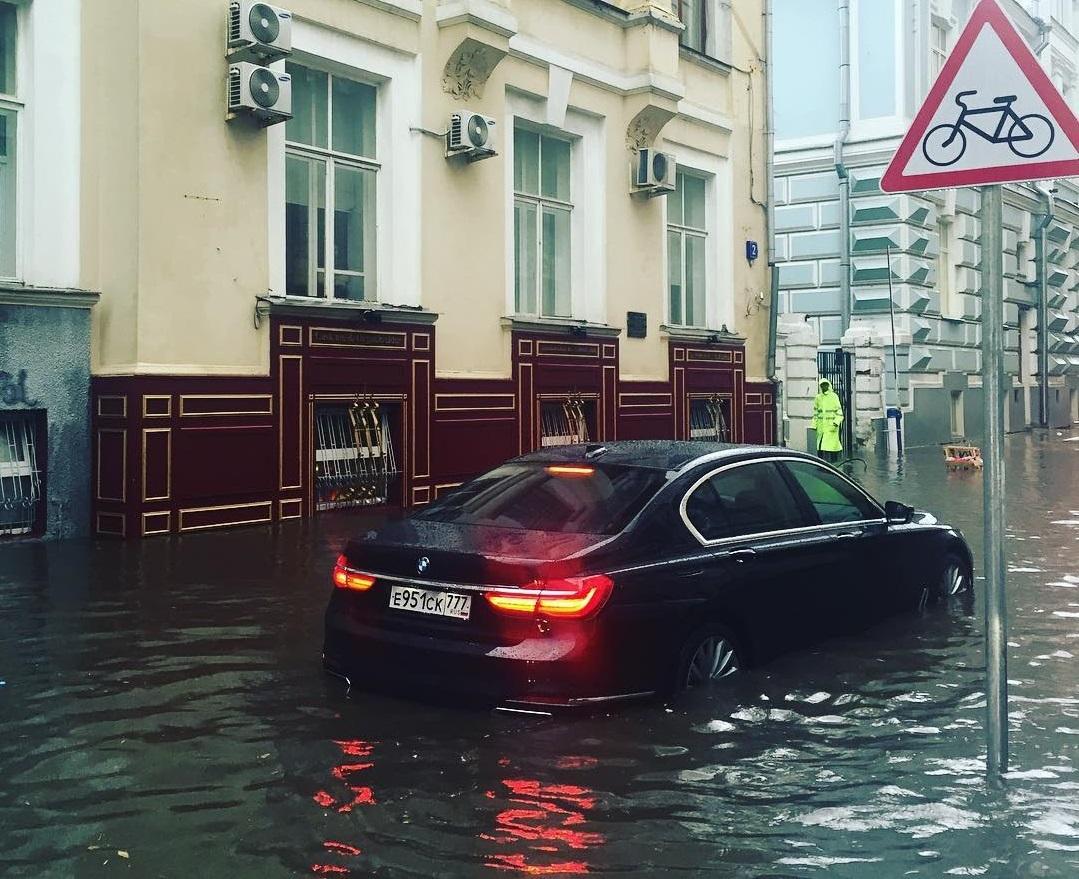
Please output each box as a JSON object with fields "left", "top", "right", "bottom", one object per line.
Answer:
{"left": 82, "top": 0, "right": 775, "bottom": 537}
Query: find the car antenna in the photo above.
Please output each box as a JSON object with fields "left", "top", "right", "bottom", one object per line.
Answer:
{"left": 584, "top": 444, "right": 608, "bottom": 460}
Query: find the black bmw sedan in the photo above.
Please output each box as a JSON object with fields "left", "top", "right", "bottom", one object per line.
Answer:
{"left": 322, "top": 442, "right": 974, "bottom": 708}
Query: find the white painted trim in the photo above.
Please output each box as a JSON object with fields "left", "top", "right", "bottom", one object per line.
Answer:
{"left": 269, "top": 19, "right": 421, "bottom": 307}
{"left": 504, "top": 89, "right": 606, "bottom": 324}
{"left": 661, "top": 138, "right": 734, "bottom": 333}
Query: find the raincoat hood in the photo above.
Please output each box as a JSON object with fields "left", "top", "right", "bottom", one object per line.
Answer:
{"left": 819, "top": 379, "right": 832, "bottom": 392}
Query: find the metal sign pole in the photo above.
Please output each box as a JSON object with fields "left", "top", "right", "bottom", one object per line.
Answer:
{"left": 981, "top": 183, "right": 1008, "bottom": 777}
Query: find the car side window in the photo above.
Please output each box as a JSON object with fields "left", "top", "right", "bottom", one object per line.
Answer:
{"left": 684, "top": 462, "right": 808, "bottom": 541}
{"left": 783, "top": 460, "right": 882, "bottom": 525}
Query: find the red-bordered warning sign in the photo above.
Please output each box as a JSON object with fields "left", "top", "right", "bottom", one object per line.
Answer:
{"left": 880, "top": 0, "right": 1079, "bottom": 193}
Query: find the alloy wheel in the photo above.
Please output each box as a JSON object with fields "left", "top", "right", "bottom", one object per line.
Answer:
{"left": 686, "top": 635, "right": 739, "bottom": 687}
{"left": 941, "top": 562, "right": 968, "bottom": 597}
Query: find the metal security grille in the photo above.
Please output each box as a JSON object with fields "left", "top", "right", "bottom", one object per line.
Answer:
{"left": 816, "top": 349, "right": 854, "bottom": 453}
{"left": 540, "top": 396, "right": 591, "bottom": 448}
{"left": 0, "top": 412, "right": 42, "bottom": 536}
{"left": 689, "top": 396, "right": 730, "bottom": 442}
{"left": 315, "top": 400, "right": 399, "bottom": 511}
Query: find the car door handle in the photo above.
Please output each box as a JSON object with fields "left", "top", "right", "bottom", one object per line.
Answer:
{"left": 728, "top": 548, "right": 757, "bottom": 564}
{"left": 833, "top": 531, "right": 864, "bottom": 541}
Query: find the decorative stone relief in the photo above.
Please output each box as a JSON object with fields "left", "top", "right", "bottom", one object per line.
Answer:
{"left": 442, "top": 38, "right": 506, "bottom": 101}
{"left": 625, "top": 104, "right": 677, "bottom": 151}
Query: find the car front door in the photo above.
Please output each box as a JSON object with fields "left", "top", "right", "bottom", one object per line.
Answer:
{"left": 680, "top": 460, "right": 843, "bottom": 660}
{"left": 776, "top": 459, "right": 897, "bottom": 627}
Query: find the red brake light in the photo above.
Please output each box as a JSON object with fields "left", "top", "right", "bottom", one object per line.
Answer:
{"left": 333, "top": 555, "right": 376, "bottom": 592}
{"left": 545, "top": 465, "right": 594, "bottom": 477}
{"left": 485, "top": 574, "right": 613, "bottom": 619}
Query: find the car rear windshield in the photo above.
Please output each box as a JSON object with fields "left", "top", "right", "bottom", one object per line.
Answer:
{"left": 414, "top": 462, "right": 667, "bottom": 534}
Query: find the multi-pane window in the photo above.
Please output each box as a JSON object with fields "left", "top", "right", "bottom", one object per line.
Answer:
{"left": 930, "top": 20, "right": 949, "bottom": 81}
{"left": 513, "top": 126, "right": 572, "bottom": 317}
{"left": 0, "top": 3, "right": 18, "bottom": 279}
{"left": 938, "top": 215, "right": 958, "bottom": 318}
{"left": 675, "top": 0, "right": 706, "bottom": 54}
{"left": 285, "top": 63, "right": 377, "bottom": 301}
{"left": 667, "top": 171, "right": 708, "bottom": 327}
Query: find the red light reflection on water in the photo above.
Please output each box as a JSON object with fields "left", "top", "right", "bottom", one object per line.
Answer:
{"left": 310, "top": 740, "right": 376, "bottom": 875}
{"left": 482, "top": 767, "right": 605, "bottom": 875}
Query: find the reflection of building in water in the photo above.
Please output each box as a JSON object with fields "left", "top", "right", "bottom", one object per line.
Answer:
{"left": 482, "top": 771, "right": 605, "bottom": 875}
{"left": 311, "top": 739, "right": 376, "bottom": 875}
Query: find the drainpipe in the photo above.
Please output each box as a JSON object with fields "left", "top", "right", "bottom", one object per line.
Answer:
{"left": 764, "top": 0, "right": 782, "bottom": 443}
{"left": 1034, "top": 185, "right": 1054, "bottom": 427}
{"left": 1032, "top": 25, "right": 1053, "bottom": 428}
{"left": 836, "top": 0, "right": 852, "bottom": 336}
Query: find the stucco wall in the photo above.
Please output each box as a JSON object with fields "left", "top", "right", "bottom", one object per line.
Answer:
{"left": 0, "top": 304, "right": 93, "bottom": 538}
{"left": 84, "top": 0, "right": 770, "bottom": 385}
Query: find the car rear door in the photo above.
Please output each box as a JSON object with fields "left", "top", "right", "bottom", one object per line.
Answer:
{"left": 680, "top": 460, "right": 841, "bottom": 659}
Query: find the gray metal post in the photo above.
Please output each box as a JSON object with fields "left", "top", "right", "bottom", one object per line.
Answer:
{"left": 981, "top": 184, "right": 1008, "bottom": 777}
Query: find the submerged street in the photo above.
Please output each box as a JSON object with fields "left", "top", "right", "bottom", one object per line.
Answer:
{"left": 1, "top": 431, "right": 1077, "bottom": 878}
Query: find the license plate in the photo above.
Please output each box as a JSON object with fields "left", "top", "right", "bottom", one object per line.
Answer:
{"left": 388, "top": 585, "right": 472, "bottom": 620}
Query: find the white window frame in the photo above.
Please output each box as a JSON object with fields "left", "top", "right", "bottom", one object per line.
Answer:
{"left": 930, "top": 15, "right": 950, "bottom": 83}
{"left": 284, "top": 64, "right": 379, "bottom": 301}
{"left": 667, "top": 168, "right": 710, "bottom": 328}
{"left": 937, "top": 212, "right": 959, "bottom": 319}
{"left": 512, "top": 122, "right": 575, "bottom": 318}
{"left": 0, "top": 0, "right": 80, "bottom": 288}
{"left": 660, "top": 140, "right": 733, "bottom": 332}
{"left": 848, "top": 0, "right": 907, "bottom": 140}
{"left": 268, "top": 21, "right": 421, "bottom": 306}
{"left": 503, "top": 89, "right": 606, "bottom": 324}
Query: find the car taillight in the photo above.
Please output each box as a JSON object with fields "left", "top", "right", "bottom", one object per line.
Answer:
{"left": 333, "top": 555, "right": 376, "bottom": 592}
{"left": 485, "top": 574, "right": 613, "bottom": 619}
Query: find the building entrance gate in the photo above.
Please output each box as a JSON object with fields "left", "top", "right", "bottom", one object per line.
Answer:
{"left": 816, "top": 349, "right": 854, "bottom": 454}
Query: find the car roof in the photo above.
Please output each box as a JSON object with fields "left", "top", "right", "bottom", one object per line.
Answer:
{"left": 512, "top": 440, "right": 818, "bottom": 472}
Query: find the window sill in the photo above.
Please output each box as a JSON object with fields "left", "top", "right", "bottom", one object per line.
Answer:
{"left": 678, "top": 46, "right": 732, "bottom": 76}
{"left": 261, "top": 295, "right": 438, "bottom": 325}
{"left": 501, "top": 315, "right": 622, "bottom": 338}
{"left": 661, "top": 324, "right": 745, "bottom": 343}
{"left": 0, "top": 282, "right": 100, "bottom": 310}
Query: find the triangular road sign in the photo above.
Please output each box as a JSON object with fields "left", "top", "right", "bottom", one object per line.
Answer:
{"left": 881, "top": 0, "right": 1079, "bottom": 193}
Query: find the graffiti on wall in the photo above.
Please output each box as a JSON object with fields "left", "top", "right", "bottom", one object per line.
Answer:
{"left": 0, "top": 370, "right": 39, "bottom": 407}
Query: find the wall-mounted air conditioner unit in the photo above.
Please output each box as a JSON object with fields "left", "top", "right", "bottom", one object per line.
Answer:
{"left": 446, "top": 112, "right": 497, "bottom": 161}
{"left": 228, "top": 63, "right": 292, "bottom": 126}
{"left": 227, "top": 1, "right": 292, "bottom": 63}
{"left": 632, "top": 148, "right": 676, "bottom": 196}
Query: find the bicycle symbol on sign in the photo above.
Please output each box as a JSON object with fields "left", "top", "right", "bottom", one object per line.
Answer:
{"left": 921, "top": 90, "right": 1055, "bottom": 167}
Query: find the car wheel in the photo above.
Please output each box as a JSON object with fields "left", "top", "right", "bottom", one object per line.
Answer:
{"left": 936, "top": 554, "right": 972, "bottom": 599}
{"left": 675, "top": 625, "right": 742, "bottom": 691}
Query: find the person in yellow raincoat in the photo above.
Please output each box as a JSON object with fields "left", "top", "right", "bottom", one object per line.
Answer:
{"left": 813, "top": 378, "right": 844, "bottom": 462}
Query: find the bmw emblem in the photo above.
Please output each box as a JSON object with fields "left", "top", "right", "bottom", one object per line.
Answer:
{"left": 417, "top": 556, "right": 430, "bottom": 575}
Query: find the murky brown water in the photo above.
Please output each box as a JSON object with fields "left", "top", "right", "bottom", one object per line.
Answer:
{"left": 1, "top": 431, "right": 1077, "bottom": 878}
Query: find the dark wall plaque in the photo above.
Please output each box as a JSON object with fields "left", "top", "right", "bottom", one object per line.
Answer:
{"left": 627, "top": 312, "right": 647, "bottom": 339}
{"left": 309, "top": 328, "right": 408, "bottom": 349}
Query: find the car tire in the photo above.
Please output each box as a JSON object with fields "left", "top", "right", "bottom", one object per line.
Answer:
{"left": 672, "top": 624, "right": 743, "bottom": 693}
{"left": 935, "top": 553, "right": 972, "bottom": 600}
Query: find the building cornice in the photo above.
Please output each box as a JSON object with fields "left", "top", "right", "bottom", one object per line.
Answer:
{"left": 0, "top": 283, "right": 100, "bottom": 309}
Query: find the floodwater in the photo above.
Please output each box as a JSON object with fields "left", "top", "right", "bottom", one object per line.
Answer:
{"left": 1, "top": 432, "right": 1078, "bottom": 878}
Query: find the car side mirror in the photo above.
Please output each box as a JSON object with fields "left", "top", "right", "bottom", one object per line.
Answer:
{"left": 885, "top": 500, "right": 915, "bottom": 525}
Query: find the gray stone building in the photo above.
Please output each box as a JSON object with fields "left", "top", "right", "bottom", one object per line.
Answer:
{"left": 772, "top": 0, "right": 1079, "bottom": 450}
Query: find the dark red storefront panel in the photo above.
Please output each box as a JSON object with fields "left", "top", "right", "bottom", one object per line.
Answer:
{"left": 142, "top": 428, "right": 171, "bottom": 502}
{"left": 278, "top": 354, "right": 303, "bottom": 493}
